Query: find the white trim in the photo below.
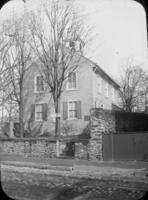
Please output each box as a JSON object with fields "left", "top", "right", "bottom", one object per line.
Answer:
{"left": 66, "top": 71, "right": 78, "bottom": 91}
{"left": 35, "top": 104, "right": 43, "bottom": 122}
{"left": 65, "top": 100, "right": 80, "bottom": 120}
{"left": 67, "top": 101, "right": 77, "bottom": 120}
{"left": 34, "top": 75, "right": 45, "bottom": 93}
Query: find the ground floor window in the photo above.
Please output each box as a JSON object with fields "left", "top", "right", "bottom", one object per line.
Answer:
{"left": 68, "top": 101, "right": 77, "bottom": 119}
{"left": 35, "top": 104, "right": 43, "bottom": 121}
{"left": 63, "top": 101, "right": 81, "bottom": 120}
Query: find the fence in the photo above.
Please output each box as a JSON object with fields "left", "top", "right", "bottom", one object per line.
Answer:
{"left": 102, "top": 132, "right": 148, "bottom": 161}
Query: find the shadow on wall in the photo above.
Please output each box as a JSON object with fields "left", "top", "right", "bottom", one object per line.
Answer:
{"left": 0, "top": 122, "right": 10, "bottom": 138}
{"left": 77, "top": 122, "right": 91, "bottom": 146}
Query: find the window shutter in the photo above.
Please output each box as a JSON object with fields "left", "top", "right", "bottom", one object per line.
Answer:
{"left": 63, "top": 102, "right": 68, "bottom": 120}
{"left": 34, "top": 77, "right": 36, "bottom": 92}
{"left": 30, "top": 104, "right": 35, "bottom": 121}
{"left": 76, "top": 101, "right": 82, "bottom": 119}
{"left": 42, "top": 103, "right": 48, "bottom": 121}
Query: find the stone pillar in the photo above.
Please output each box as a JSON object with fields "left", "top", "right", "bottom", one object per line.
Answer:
{"left": 9, "top": 121, "right": 15, "bottom": 138}
{"left": 56, "top": 139, "right": 60, "bottom": 157}
{"left": 89, "top": 108, "right": 105, "bottom": 160}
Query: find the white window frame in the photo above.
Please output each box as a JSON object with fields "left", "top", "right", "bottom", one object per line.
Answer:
{"left": 66, "top": 71, "right": 78, "bottom": 90}
{"left": 35, "top": 104, "right": 43, "bottom": 121}
{"left": 34, "top": 75, "right": 44, "bottom": 93}
{"left": 67, "top": 101, "right": 77, "bottom": 120}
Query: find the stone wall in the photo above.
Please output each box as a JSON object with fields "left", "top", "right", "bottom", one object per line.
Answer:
{"left": 88, "top": 108, "right": 115, "bottom": 160}
{"left": 1, "top": 108, "right": 148, "bottom": 161}
{"left": 0, "top": 138, "right": 57, "bottom": 158}
{"left": 0, "top": 108, "right": 114, "bottom": 161}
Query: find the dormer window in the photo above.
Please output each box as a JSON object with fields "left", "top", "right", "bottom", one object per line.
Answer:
{"left": 34, "top": 75, "right": 44, "bottom": 92}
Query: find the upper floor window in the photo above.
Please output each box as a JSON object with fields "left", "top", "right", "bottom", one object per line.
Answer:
{"left": 67, "top": 71, "right": 77, "bottom": 89}
{"left": 35, "top": 75, "right": 44, "bottom": 92}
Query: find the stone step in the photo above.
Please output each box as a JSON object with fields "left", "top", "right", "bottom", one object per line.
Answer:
{"left": 58, "top": 155, "right": 74, "bottom": 159}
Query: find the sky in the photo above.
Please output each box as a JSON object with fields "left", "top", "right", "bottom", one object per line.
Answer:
{"left": 0, "top": 0, "right": 148, "bottom": 80}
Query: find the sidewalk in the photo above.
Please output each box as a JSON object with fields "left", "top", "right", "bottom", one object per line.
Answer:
{"left": 1, "top": 153, "right": 148, "bottom": 182}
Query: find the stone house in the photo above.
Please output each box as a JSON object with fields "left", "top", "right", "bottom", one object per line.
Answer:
{"left": 23, "top": 56, "right": 120, "bottom": 136}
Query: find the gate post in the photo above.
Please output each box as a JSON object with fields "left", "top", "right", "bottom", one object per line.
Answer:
{"left": 111, "top": 131, "right": 114, "bottom": 161}
{"left": 89, "top": 108, "right": 105, "bottom": 160}
{"left": 9, "top": 121, "right": 15, "bottom": 138}
{"left": 56, "top": 139, "right": 60, "bottom": 157}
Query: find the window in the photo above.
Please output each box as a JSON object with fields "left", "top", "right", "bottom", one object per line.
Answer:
{"left": 35, "top": 104, "right": 43, "bottom": 121}
{"left": 63, "top": 101, "right": 81, "bottom": 120}
{"left": 67, "top": 72, "right": 77, "bottom": 89}
{"left": 68, "top": 101, "right": 77, "bottom": 119}
{"left": 35, "top": 75, "right": 44, "bottom": 92}
{"left": 31, "top": 104, "right": 47, "bottom": 121}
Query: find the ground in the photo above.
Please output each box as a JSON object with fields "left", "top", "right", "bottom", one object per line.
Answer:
{"left": 1, "top": 154, "right": 148, "bottom": 200}
{"left": 1, "top": 165, "right": 148, "bottom": 200}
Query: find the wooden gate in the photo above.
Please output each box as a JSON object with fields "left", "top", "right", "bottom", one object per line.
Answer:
{"left": 102, "top": 132, "right": 148, "bottom": 161}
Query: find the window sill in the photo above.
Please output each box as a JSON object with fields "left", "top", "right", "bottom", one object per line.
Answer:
{"left": 34, "top": 91, "right": 45, "bottom": 94}
{"left": 35, "top": 119, "right": 43, "bottom": 122}
{"left": 66, "top": 88, "right": 78, "bottom": 91}
{"left": 67, "top": 118, "right": 79, "bottom": 121}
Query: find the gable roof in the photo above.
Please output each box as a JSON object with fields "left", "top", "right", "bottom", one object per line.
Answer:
{"left": 82, "top": 56, "right": 120, "bottom": 89}
{"left": 28, "top": 48, "right": 120, "bottom": 89}
{"left": 93, "top": 64, "right": 120, "bottom": 89}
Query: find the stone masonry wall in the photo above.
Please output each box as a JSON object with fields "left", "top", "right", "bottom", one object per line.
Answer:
{"left": 0, "top": 138, "right": 57, "bottom": 158}
{"left": 74, "top": 108, "right": 115, "bottom": 160}
{"left": 88, "top": 108, "right": 115, "bottom": 160}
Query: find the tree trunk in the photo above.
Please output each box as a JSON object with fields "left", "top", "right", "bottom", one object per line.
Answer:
{"left": 19, "top": 103, "right": 24, "bottom": 137}
{"left": 54, "top": 97, "right": 61, "bottom": 137}
{"left": 53, "top": 95, "right": 61, "bottom": 157}
{"left": 19, "top": 90, "right": 24, "bottom": 137}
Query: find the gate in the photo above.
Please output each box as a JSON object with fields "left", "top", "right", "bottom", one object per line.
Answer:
{"left": 102, "top": 132, "right": 148, "bottom": 161}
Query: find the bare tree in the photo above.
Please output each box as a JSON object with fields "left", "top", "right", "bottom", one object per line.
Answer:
{"left": 119, "top": 60, "right": 148, "bottom": 112}
{"left": 29, "top": 0, "right": 89, "bottom": 137}
{"left": 0, "top": 15, "right": 33, "bottom": 137}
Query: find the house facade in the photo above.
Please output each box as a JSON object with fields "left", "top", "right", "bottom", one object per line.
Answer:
{"left": 23, "top": 56, "right": 120, "bottom": 136}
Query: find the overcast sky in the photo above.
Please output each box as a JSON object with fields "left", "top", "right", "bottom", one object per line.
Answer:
{"left": 0, "top": 0, "right": 147, "bottom": 80}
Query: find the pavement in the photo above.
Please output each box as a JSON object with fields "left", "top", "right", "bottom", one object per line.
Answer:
{"left": 1, "top": 153, "right": 148, "bottom": 182}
